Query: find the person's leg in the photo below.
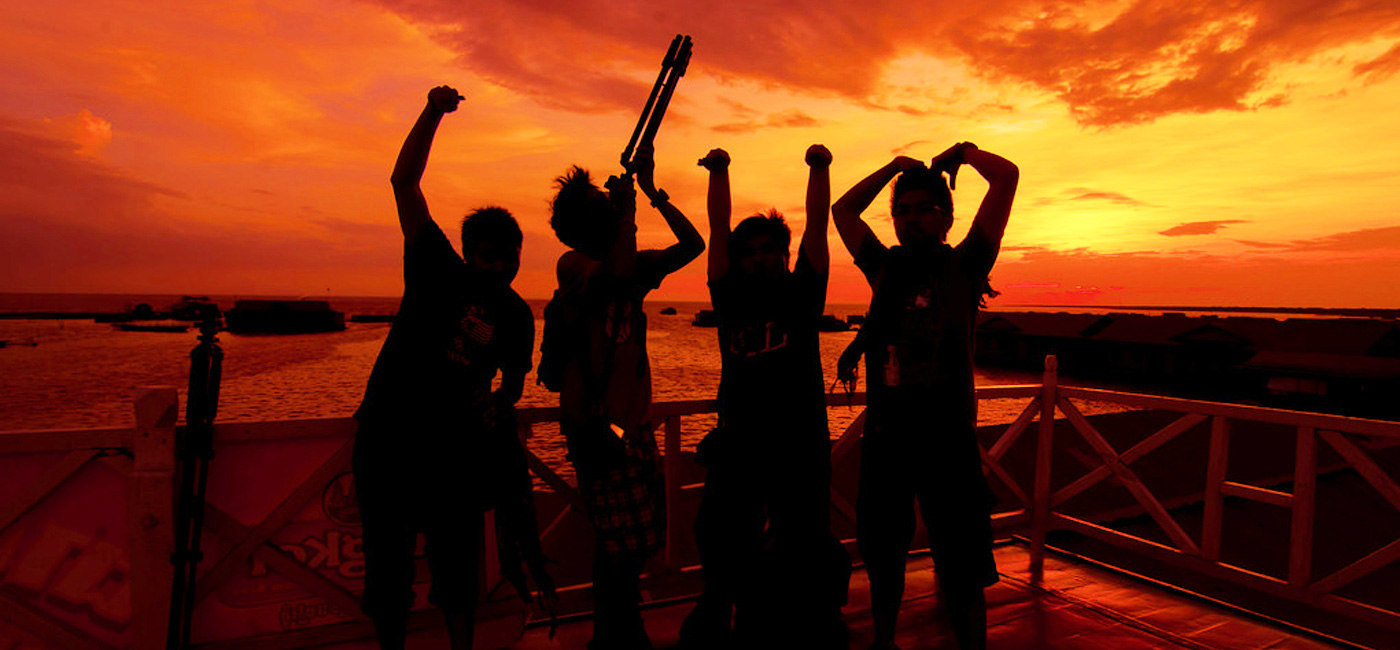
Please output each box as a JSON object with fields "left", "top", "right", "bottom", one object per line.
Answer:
{"left": 856, "top": 437, "right": 916, "bottom": 650}
{"left": 353, "top": 437, "right": 417, "bottom": 650}
{"left": 920, "top": 426, "right": 997, "bottom": 650}
{"left": 425, "top": 508, "right": 483, "bottom": 650}
{"left": 590, "top": 548, "right": 651, "bottom": 650}
{"left": 766, "top": 440, "right": 846, "bottom": 648}
{"left": 683, "top": 459, "right": 763, "bottom": 646}
{"left": 942, "top": 581, "right": 987, "bottom": 650}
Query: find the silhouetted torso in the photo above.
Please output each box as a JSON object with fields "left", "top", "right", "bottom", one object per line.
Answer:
{"left": 856, "top": 231, "right": 994, "bottom": 434}
{"left": 710, "top": 251, "right": 828, "bottom": 442}
{"left": 557, "top": 250, "right": 671, "bottom": 469}
{"left": 355, "top": 221, "right": 533, "bottom": 433}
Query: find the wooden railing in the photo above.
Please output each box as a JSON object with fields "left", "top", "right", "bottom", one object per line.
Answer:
{"left": 1028, "top": 358, "right": 1400, "bottom": 633}
{"left": 2, "top": 357, "right": 1399, "bottom": 649}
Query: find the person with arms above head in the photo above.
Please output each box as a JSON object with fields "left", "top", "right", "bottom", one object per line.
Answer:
{"left": 832, "top": 141, "right": 1018, "bottom": 650}
{"left": 352, "top": 86, "right": 540, "bottom": 650}
{"left": 542, "top": 144, "right": 704, "bottom": 650}
{"left": 680, "top": 145, "right": 850, "bottom": 649}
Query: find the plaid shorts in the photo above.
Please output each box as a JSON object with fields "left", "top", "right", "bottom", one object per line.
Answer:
{"left": 579, "top": 440, "right": 666, "bottom": 562}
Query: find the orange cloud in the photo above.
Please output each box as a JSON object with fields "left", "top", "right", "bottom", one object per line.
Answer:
{"left": 371, "top": 0, "right": 1400, "bottom": 126}
{"left": 711, "top": 109, "right": 820, "bottom": 134}
{"left": 1354, "top": 40, "right": 1400, "bottom": 83}
{"left": 956, "top": 0, "right": 1400, "bottom": 126}
{"left": 1159, "top": 220, "right": 1248, "bottom": 236}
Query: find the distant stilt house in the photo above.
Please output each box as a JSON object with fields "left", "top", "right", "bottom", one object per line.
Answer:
{"left": 1223, "top": 318, "right": 1400, "bottom": 417}
{"left": 975, "top": 312, "right": 1105, "bottom": 369}
{"left": 975, "top": 311, "right": 1400, "bottom": 418}
{"left": 975, "top": 312, "right": 1253, "bottom": 391}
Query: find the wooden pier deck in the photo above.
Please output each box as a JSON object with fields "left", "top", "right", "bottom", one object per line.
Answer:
{"left": 320, "top": 544, "right": 1351, "bottom": 650}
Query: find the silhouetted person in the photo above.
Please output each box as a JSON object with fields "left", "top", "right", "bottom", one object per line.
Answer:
{"left": 352, "top": 86, "right": 536, "bottom": 650}
{"left": 832, "top": 142, "right": 1018, "bottom": 650}
{"left": 680, "top": 145, "right": 850, "bottom": 649}
{"left": 546, "top": 145, "right": 704, "bottom": 650}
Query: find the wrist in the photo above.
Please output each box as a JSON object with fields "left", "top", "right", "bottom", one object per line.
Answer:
{"left": 648, "top": 189, "right": 670, "bottom": 207}
{"left": 956, "top": 142, "right": 978, "bottom": 165}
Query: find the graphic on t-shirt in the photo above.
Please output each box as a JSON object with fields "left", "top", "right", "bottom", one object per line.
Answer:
{"left": 728, "top": 320, "right": 789, "bottom": 358}
{"left": 447, "top": 305, "right": 494, "bottom": 367}
{"left": 605, "top": 299, "right": 634, "bottom": 345}
{"left": 461, "top": 310, "right": 495, "bottom": 346}
{"left": 887, "top": 285, "right": 944, "bottom": 385}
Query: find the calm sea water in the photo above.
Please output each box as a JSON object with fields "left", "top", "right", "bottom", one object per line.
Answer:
{"left": 0, "top": 293, "right": 1054, "bottom": 476}
{"left": 0, "top": 293, "right": 1047, "bottom": 423}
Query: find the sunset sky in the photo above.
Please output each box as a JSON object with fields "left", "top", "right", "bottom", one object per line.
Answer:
{"left": 2, "top": 1, "right": 1399, "bottom": 308}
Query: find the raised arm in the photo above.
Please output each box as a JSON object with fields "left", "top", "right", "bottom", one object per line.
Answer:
{"left": 831, "top": 156, "right": 925, "bottom": 258}
{"left": 932, "top": 143, "right": 1019, "bottom": 252}
{"left": 698, "top": 148, "right": 731, "bottom": 283}
{"left": 635, "top": 145, "right": 705, "bottom": 277}
{"left": 601, "top": 172, "right": 638, "bottom": 280}
{"left": 390, "top": 85, "right": 463, "bottom": 244}
{"left": 801, "top": 144, "right": 832, "bottom": 274}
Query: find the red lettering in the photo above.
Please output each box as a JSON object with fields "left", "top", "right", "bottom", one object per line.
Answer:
{"left": 46, "top": 540, "right": 131, "bottom": 629}
{"left": 6, "top": 527, "right": 89, "bottom": 594}
{"left": 340, "top": 533, "right": 364, "bottom": 579}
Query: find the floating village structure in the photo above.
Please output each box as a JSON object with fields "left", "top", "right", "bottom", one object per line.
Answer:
{"left": 976, "top": 312, "right": 1400, "bottom": 419}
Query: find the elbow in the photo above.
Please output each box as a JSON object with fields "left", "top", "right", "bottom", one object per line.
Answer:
{"left": 686, "top": 236, "right": 707, "bottom": 260}
{"left": 389, "top": 172, "right": 414, "bottom": 190}
{"left": 992, "top": 162, "right": 1019, "bottom": 186}
{"left": 831, "top": 205, "right": 859, "bottom": 229}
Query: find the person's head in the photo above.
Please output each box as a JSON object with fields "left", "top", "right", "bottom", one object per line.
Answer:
{"left": 891, "top": 168, "right": 954, "bottom": 248}
{"left": 729, "top": 209, "right": 791, "bottom": 280}
{"left": 460, "top": 206, "right": 522, "bottom": 289}
{"left": 550, "top": 166, "right": 619, "bottom": 258}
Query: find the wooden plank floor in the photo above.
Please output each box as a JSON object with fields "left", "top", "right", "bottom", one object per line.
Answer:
{"left": 320, "top": 543, "right": 1354, "bottom": 650}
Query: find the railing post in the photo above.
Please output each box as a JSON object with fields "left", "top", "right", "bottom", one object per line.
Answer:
{"left": 1029, "top": 355, "right": 1057, "bottom": 583}
{"left": 1201, "top": 416, "right": 1230, "bottom": 561}
{"left": 663, "top": 414, "right": 683, "bottom": 574}
{"left": 1289, "top": 427, "right": 1317, "bottom": 587}
{"left": 128, "top": 386, "right": 178, "bottom": 650}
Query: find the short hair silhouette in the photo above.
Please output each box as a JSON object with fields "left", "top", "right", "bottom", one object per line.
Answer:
{"left": 892, "top": 167, "right": 953, "bottom": 213}
{"left": 729, "top": 209, "right": 791, "bottom": 255}
{"left": 462, "top": 206, "right": 522, "bottom": 251}
{"left": 549, "top": 166, "right": 616, "bottom": 254}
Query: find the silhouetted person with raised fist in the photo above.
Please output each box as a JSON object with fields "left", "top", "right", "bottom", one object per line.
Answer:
{"left": 833, "top": 142, "right": 1018, "bottom": 650}
{"left": 352, "top": 86, "right": 536, "bottom": 650}
{"left": 680, "top": 145, "right": 850, "bottom": 649}
{"left": 543, "top": 144, "right": 704, "bottom": 650}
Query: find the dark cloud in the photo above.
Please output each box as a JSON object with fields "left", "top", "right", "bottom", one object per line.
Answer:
{"left": 1032, "top": 187, "right": 1149, "bottom": 208}
{"left": 1070, "top": 190, "right": 1150, "bottom": 206}
{"left": 1286, "top": 225, "right": 1400, "bottom": 251}
{"left": 0, "top": 118, "right": 184, "bottom": 220}
{"left": 0, "top": 117, "right": 407, "bottom": 293}
{"left": 711, "top": 109, "right": 820, "bottom": 134}
{"left": 1230, "top": 225, "right": 1400, "bottom": 253}
{"left": 1235, "top": 239, "right": 1291, "bottom": 248}
{"left": 1355, "top": 41, "right": 1400, "bottom": 83}
{"left": 1159, "top": 219, "right": 1248, "bottom": 236}
{"left": 370, "top": 0, "right": 1400, "bottom": 127}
